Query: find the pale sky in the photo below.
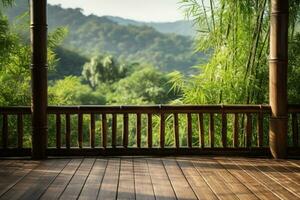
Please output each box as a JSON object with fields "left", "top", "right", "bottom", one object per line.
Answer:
{"left": 47, "top": 0, "right": 185, "bottom": 22}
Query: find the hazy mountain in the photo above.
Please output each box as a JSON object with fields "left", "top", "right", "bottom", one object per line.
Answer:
{"left": 106, "top": 16, "right": 196, "bottom": 36}
{"left": 5, "top": 1, "right": 204, "bottom": 73}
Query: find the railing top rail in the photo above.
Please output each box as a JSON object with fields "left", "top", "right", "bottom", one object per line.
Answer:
{"left": 48, "top": 104, "right": 272, "bottom": 114}
{"left": 0, "top": 107, "right": 31, "bottom": 114}
{"left": 0, "top": 104, "right": 299, "bottom": 114}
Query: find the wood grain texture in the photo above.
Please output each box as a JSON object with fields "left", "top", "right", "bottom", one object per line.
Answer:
{"left": 0, "top": 157, "right": 299, "bottom": 200}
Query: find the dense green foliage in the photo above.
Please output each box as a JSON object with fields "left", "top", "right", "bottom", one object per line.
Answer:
{"left": 170, "top": 0, "right": 300, "bottom": 105}
{"left": 0, "top": 0, "right": 299, "bottom": 148}
{"left": 5, "top": 1, "right": 203, "bottom": 73}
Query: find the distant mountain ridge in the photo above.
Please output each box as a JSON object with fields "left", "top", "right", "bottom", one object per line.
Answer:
{"left": 5, "top": 1, "right": 203, "bottom": 73}
{"left": 105, "top": 16, "right": 196, "bottom": 36}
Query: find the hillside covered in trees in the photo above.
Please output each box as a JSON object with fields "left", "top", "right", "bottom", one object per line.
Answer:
{"left": 5, "top": 1, "right": 203, "bottom": 75}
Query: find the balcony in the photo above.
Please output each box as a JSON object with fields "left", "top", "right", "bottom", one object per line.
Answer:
{"left": 1, "top": 105, "right": 299, "bottom": 157}
{"left": 0, "top": 156, "right": 299, "bottom": 199}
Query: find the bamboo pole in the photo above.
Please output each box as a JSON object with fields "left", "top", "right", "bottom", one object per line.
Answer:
{"left": 30, "top": 0, "right": 48, "bottom": 159}
{"left": 269, "top": 0, "right": 289, "bottom": 159}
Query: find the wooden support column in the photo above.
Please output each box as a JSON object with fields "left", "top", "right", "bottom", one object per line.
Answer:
{"left": 30, "top": 0, "right": 48, "bottom": 159}
{"left": 269, "top": 0, "right": 289, "bottom": 159}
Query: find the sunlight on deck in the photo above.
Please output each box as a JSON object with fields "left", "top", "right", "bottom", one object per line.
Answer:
{"left": 0, "top": 157, "right": 299, "bottom": 200}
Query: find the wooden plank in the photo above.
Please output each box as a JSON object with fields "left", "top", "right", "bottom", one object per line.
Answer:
{"left": 97, "top": 158, "right": 120, "bottom": 200}
{"left": 222, "top": 113, "right": 227, "bottom": 148}
{"left": 246, "top": 113, "right": 252, "bottom": 147}
{"left": 231, "top": 158, "right": 298, "bottom": 200}
{"left": 292, "top": 113, "right": 299, "bottom": 147}
{"left": 2, "top": 114, "right": 8, "bottom": 148}
{"left": 65, "top": 114, "right": 71, "bottom": 149}
{"left": 0, "top": 161, "right": 39, "bottom": 197}
{"left": 147, "top": 114, "right": 152, "bottom": 148}
{"left": 258, "top": 111, "right": 264, "bottom": 147}
{"left": 192, "top": 158, "right": 239, "bottom": 200}
{"left": 117, "top": 158, "right": 135, "bottom": 200}
{"left": 163, "top": 158, "right": 197, "bottom": 199}
{"left": 134, "top": 159, "right": 155, "bottom": 200}
{"left": 160, "top": 113, "right": 165, "bottom": 148}
{"left": 243, "top": 158, "right": 300, "bottom": 198}
{"left": 56, "top": 114, "right": 61, "bottom": 149}
{"left": 78, "top": 159, "right": 108, "bottom": 200}
{"left": 90, "top": 114, "right": 95, "bottom": 148}
{"left": 217, "top": 158, "right": 281, "bottom": 200}
{"left": 112, "top": 114, "right": 117, "bottom": 148}
{"left": 136, "top": 113, "right": 142, "bottom": 148}
{"left": 233, "top": 114, "right": 239, "bottom": 147}
{"left": 40, "top": 159, "right": 83, "bottom": 200}
{"left": 78, "top": 113, "right": 83, "bottom": 148}
{"left": 17, "top": 114, "right": 23, "bottom": 149}
{"left": 265, "top": 160, "right": 300, "bottom": 185}
{"left": 123, "top": 113, "right": 129, "bottom": 148}
{"left": 205, "top": 158, "right": 259, "bottom": 200}
{"left": 173, "top": 113, "right": 179, "bottom": 148}
{"left": 1, "top": 159, "right": 69, "bottom": 200}
{"left": 187, "top": 113, "right": 193, "bottom": 148}
{"left": 209, "top": 113, "right": 215, "bottom": 148}
{"left": 176, "top": 158, "right": 218, "bottom": 199}
{"left": 59, "top": 158, "right": 95, "bottom": 200}
{"left": 147, "top": 158, "right": 176, "bottom": 200}
{"left": 102, "top": 114, "right": 107, "bottom": 148}
{"left": 198, "top": 113, "right": 205, "bottom": 148}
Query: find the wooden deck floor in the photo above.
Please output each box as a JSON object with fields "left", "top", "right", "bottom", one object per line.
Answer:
{"left": 0, "top": 157, "right": 299, "bottom": 200}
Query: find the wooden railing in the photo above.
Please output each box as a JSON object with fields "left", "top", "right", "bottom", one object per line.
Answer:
{"left": 0, "top": 105, "right": 299, "bottom": 157}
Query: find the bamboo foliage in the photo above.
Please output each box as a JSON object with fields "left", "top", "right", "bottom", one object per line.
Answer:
{"left": 174, "top": 0, "right": 300, "bottom": 105}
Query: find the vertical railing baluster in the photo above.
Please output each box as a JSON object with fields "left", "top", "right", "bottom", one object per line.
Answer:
{"left": 233, "top": 114, "right": 239, "bottom": 148}
{"left": 90, "top": 114, "right": 95, "bottom": 148}
{"left": 246, "top": 113, "right": 252, "bottom": 148}
{"left": 222, "top": 112, "right": 227, "bottom": 148}
{"left": 102, "top": 114, "right": 107, "bottom": 148}
{"left": 56, "top": 113, "right": 61, "bottom": 149}
{"left": 258, "top": 111, "right": 264, "bottom": 147}
{"left": 136, "top": 113, "right": 141, "bottom": 148}
{"left": 187, "top": 113, "right": 192, "bottom": 148}
{"left": 147, "top": 114, "right": 152, "bottom": 148}
{"left": 160, "top": 113, "right": 165, "bottom": 148}
{"left": 17, "top": 114, "right": 23, "bottom": 149}
{"left": 66, "top": 114, "right": 71, "bottom": 149}
{"left": 174, "top": 113, "right": 179, "bottom": 148}
{"left": 198, "top": 113, "right": 204, "bottom": 148}
{"left": 78, "top": 113, "right": 83, "bottom": 148}
{"left": 209, "top": 113, "right": 214, "bottom": 148}
{"left": 292, "top": 113, "right": 299, "bottom": 147}
{"left": 123, "top": 113, "right": 129, "bottom": 148}
{"left": 2, "top": 114, "right": 8, "bottom": 149}
{"left": 112, "top": 114, "right": 117, "bottom": 148}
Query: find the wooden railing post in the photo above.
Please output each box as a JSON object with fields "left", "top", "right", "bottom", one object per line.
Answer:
{"left": 269, "top": 0, "right": 289, "bottom": 158}
{"left": 30, "top": 0, "right": 48, "bottom": 159}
